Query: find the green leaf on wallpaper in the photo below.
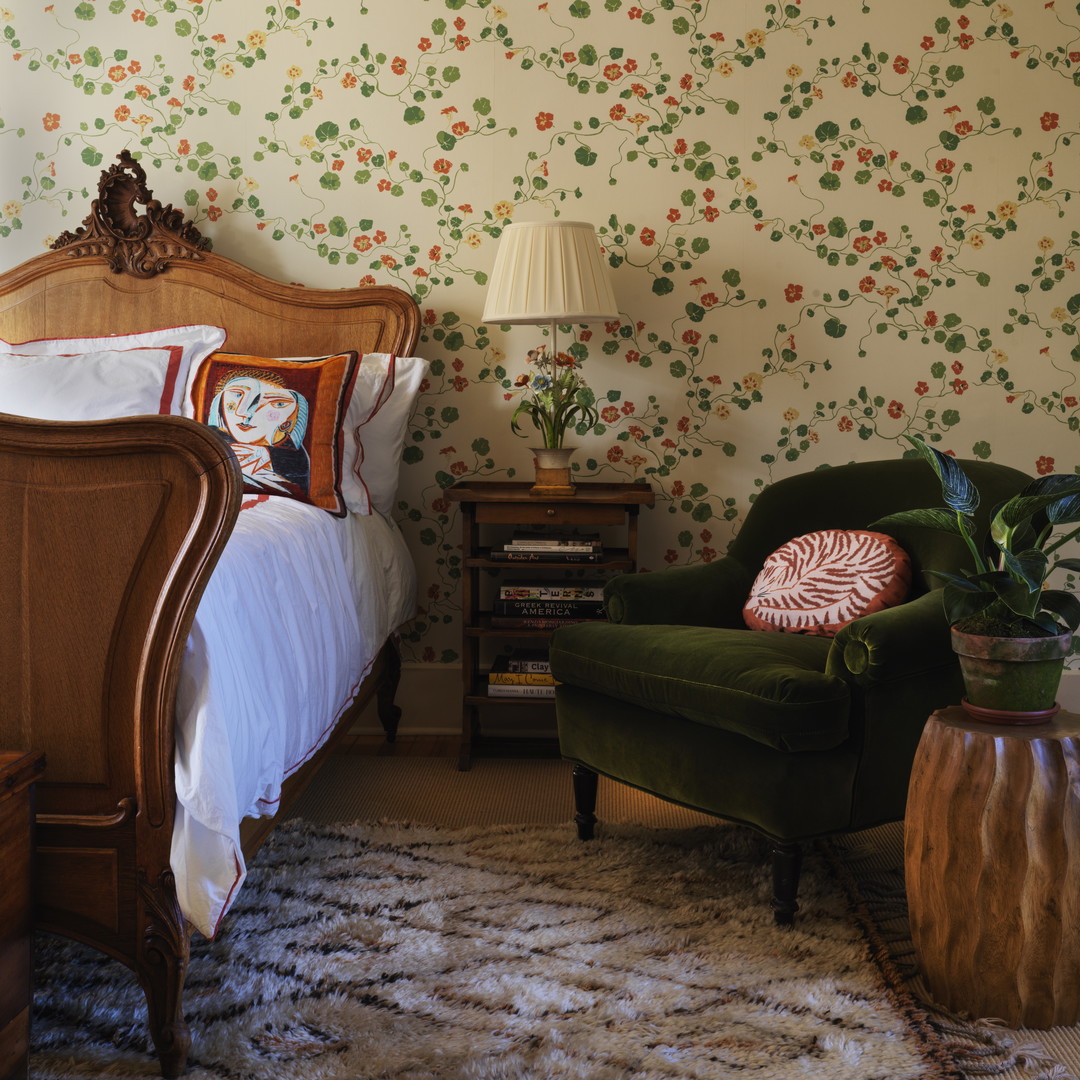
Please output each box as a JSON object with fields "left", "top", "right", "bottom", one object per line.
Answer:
{"left": 319, "top": 172, "right": 341, "bottom": 190}
{"left": 327, "top": 216, "right": 348, "bottom": 237}
{"left": 444, "top": 0, "right": 466, "bottom": 9}
{"left": 691, "top": 237, "right": 710, "bottom": 254}
{"left": 474, "top": 97, "right": 492, "bottom": 115}
{"left": 443, "top": 66, "right": 461, "bottom": 83}
{"left": 440, "top": 407, "right": 459, "bottom": 424}
{"left": 945, "top": 65, "right": 964, "bottom": 82}
{"left": 819, "top": 173, "right": 840, "bottom": 191}
{"left": 109, "top": 0, "right": 124, "bottom": 11}
{"left": 575, "top": 146, "right": 598, "bottom": 166}
{"left": 944, "top": 333, "right": 966, "bottom": 353}
{"left": 677, "top": 530, "right": 692, "bottom": 547}
{"left": 905, "top": 106, "right": 928, "bottom": 125}
{"left": 437, "top": 132, "right": 456, "bottom": 152}
{"left": 971, "top": 441, "right": 992, "bottom": 459}
{"left": 694, "top": 161, "right": 716, "bottom": 182}
{"left": 823, "top": 317, "right": 846, "bottom": 338}
{"left": 81, "top": 148, "right": 103, "bottom": 167}
{"left": 315, "top": 121, "right": 339, "bottom": 141}
{"left": 570, "top": 1, "right": 591, "bottom": 17}
{"left": 403, "top": 106, "right": 425, "bottom": 125}
{"left": 672, "top": 16, "right": 690, "bottom": 34}
{"left": 923, "top": 190, "right": 941, "bottom": 207}
{"left": 725, "top": 100, "right": 740, "bottom": 115}
{"left": 827, "top": 216, "right": 847, "bottom": 237}
{"left": 420, "top": 188, "right": 439, "bottom": 207}
{"left": 670, "top": 359, "right": 687, "bottom": 378}
{"left": 721, "top": 268, "right": 741, "bottom": 287}
{"left": 691, "top": 503, "right": 713, "bottom": 523}
{"left": 653, "top": 277, "right": 674, "bottom": 296}
{"left": 175, "top": 19, "right": 192, "bottom": 36}
{"left": 74, "top": 2, "right": 95, "bottom": 18}
{"left": 976, "top": 272, "right": 991, "bottom": 287}
{"left": 184, "top": 189, "right": 198, "bottom": 205}
{"left": 227, "top": 101, "right": 241, "bottom": 116}
{"left": 977, "top": 96, "right": 996, "bottom": 115}
{"left": 941, "top": 409, "right": 960, "bottom": 427}
{"left": 83, "top": 47, "right": 102, "bottom": 66}
{"left": 814, "top": 121, "right": 840, "bottom": 142}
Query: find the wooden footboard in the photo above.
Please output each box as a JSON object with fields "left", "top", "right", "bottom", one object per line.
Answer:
{"left": 0, "top": 411, "right": 240, "bottom": 1076}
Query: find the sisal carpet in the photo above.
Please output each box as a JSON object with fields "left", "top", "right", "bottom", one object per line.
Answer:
{"left": 34, "top": 818, "right": 975, "bottom": 1080}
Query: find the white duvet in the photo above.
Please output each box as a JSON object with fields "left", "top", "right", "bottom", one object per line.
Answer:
{"left": 172, "top": 495, "right": 416, "bottom": 937}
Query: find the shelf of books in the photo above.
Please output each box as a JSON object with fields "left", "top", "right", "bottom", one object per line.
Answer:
{"left": 446, "top": 480, "right": 654, "bottom": 768}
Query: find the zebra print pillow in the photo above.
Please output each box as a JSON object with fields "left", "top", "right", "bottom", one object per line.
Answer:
{"left": 743, "top": 530, "right": 912, "bottom": 637}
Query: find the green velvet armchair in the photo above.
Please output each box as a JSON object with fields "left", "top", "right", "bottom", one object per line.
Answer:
{"left": 549, "top": 457, "right": 1032, "bottom": 923}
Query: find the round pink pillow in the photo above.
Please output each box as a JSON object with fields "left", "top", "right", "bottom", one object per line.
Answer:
{"left": 743, "top": 529, "right": 912, "bottom": 636}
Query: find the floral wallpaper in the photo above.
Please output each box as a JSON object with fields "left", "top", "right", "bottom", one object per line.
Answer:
{"left": 2, "top": 0, "right": 1078, "bottom": 669}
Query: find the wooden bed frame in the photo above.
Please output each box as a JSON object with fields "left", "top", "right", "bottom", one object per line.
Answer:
{"left": 0, "top": 151, "right": 420, "bottom": 1077}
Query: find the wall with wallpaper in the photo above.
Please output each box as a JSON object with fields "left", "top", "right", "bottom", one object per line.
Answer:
{"left": 2, "top": 0, "right": 1078, "bottom": 674}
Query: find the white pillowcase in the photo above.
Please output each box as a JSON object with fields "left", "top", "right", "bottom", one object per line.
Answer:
{"left": 345, "top": 353, "right": 429, "bottom": 516}
{"left": 0, "top": 325, "right": 226, "bottom": 421}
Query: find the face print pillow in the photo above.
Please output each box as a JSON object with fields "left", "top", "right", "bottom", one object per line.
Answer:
{"left": 189, "top": 351, "right": 359, "bottom": 515}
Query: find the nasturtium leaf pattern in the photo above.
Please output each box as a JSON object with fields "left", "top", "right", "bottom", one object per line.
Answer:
{"left": 2, "top": 0, "right": 1079, "bottom": 666}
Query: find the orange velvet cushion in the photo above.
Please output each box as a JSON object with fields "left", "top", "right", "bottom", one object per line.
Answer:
{"left": 743, "top": 529, "right": 912, "bottom": 636}
{"left": 189, "top": 351, "right": 359, "bottom": 515}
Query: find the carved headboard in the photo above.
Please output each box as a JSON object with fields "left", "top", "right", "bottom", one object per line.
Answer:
{"left": 0, "top": 150, "right": 420, "bottom": 359}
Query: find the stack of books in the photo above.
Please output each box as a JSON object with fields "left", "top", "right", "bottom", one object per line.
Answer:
{"left": 488, "top": 530, "right": 605, "bottom": 564}
{"left": 487, "top": 652, "right": 558, "bottom": 699}
{"left": 490, "top": 579, "right": 607, "bottom": 629}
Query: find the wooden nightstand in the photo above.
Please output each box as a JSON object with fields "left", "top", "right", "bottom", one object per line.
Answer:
{"left": 0, "top": 750, "right": 45, "bottom": 1080}
{"left": 446, "top": 480, "right": 654, "bottom": 769}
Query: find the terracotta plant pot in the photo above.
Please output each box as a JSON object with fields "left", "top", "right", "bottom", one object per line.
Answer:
{"left": 951, "top": 626, "right": 1072, "bottom": 724}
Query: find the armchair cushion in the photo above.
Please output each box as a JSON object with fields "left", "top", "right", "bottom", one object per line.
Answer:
{"left": 743, "top": 529, "right": 911, "bottom": 636}
{"left": 548, "top": 622, "right": 849, "bottom": 753}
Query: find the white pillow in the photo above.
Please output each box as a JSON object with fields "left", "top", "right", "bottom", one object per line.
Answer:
{"left": 0, "top": 325, "right": 226, "bottom": 420}
{"left": 345, "top": 353, "right": 429, "bottom": 516}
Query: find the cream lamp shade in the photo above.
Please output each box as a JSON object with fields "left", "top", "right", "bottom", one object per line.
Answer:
{"left": 482, "top": 220, "right": 618, "bottom": 325}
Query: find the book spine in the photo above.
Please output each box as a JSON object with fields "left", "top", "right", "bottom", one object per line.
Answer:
{"left": 489, "top": 614, "right": 605, "bottom": 629}
{"left": 488, "top": 551, "right": 605, "bottom": 563}
{"left": 487, "top": 671, "right": 557, "bottom": 685}
{"left": 504, "top": 543, "right": 601, "bottom": 553}
{"left": 498, "top": 586, "right": 605, "bottom": 601}
{"left": 507, "top": 533, "right": 601, "bottom": 546}
{"left": 487, "top": 683, "right": 558, "bottom": 698}
{"left": 506, "top": 658, "right": 552, "bottom": 673}
{"left": 492, "top": 599, "right": 605, "bottom": 619}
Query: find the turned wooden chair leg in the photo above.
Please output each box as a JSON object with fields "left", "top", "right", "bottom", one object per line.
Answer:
{"left": 770, "top": 841, "right": 803, "bottom": 925}
{"left": 376, "top": 637, "right": 403, "bottom": 743}
{"left": 572, "top": 764, "right": 598, "bottom": 840}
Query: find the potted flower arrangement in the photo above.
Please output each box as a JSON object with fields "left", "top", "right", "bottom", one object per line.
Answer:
{"left": 509, "top": 345, "right": 599, "bottom": 495}
{"left": 510, "top": 344, "right": 599, "bottom": 453}
{"left": 875, "top": 436, "right": 1080, "bottom": 722}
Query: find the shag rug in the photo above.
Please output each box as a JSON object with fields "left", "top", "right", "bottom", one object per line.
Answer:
{"left": 31, "top": 820, "right": 975, "bottom": 1079}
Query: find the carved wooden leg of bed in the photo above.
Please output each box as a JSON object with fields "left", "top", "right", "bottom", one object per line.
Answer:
{"left": 137, "top": 870, "right": 193, "bottom": 1078}
{"left": 376, "top": 635, "right": 403, "bottom": 742}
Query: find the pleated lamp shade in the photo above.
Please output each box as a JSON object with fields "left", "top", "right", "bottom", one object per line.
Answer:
{"left": 482, "top": 220, "right": 618, "bottom": 325}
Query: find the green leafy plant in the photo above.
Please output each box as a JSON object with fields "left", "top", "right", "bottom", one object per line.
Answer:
{"left": 875, "top": 436, "right": 1080, "bottom": 636}
{"left": 509, "top": 345, "right": 599, "bottom": 450}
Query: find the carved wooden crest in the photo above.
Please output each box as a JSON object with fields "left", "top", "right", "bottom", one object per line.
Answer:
{"left": 51, "top": 150, "right": 209, "bottom": 278}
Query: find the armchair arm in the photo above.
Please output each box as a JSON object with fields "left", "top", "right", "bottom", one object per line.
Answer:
{"left": 605, "top": 556, "right": 753, "bottom": 627}
{"left": 826, "top": 589, "right": 953, "bottom": 687}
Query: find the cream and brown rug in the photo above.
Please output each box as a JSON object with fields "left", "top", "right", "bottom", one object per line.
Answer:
{"left": 34, "top": 817, "right": 986, "bottom": 1079}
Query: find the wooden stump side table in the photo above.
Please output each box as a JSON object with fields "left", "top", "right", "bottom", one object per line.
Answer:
{"left": 904, "top": 706, "right": 1080, "bottom": 1028}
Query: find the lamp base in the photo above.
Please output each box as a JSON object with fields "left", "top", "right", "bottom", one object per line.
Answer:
{"left": 530, "top": 447, "right": 577, "bottom": 497}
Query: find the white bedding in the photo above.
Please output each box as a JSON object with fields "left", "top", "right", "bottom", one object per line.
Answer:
{"left": 172, "top": 495, "right": 416, "bottom": 937}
